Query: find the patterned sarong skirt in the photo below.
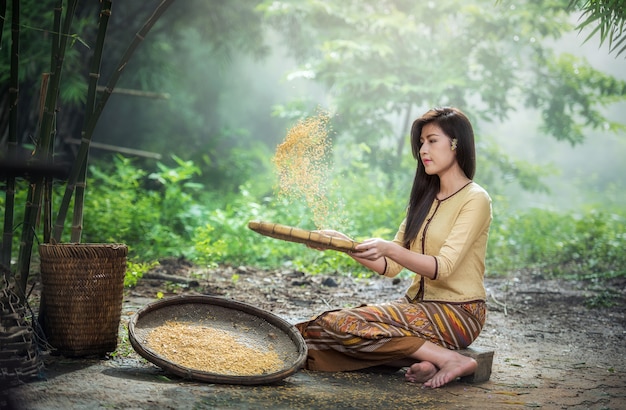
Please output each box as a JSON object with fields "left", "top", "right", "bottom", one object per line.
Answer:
{"left": 296, "top": 299, "right": 486, "bottom": 371}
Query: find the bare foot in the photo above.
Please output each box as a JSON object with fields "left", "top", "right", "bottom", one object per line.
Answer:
{"left": 405, "top": 361, "right": 437, "bottom": 384}
{"left": 423, "top": 356, "right": 477, "bottom": 388}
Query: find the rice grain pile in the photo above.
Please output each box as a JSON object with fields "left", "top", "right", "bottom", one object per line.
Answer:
{"left": 145, "top": 321, "right": 283, "bottom": 375}
{"left": 273, "top": 112, "right": 332, "bottom": 228}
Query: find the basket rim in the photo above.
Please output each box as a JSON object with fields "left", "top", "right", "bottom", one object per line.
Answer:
{"left": 38, "top": 242, "right": 129, "bottom": 259}
{"left": 39, "top": 243, "right": 127, "bottom": 248}
{"left": 128, "top": 294, "right": 308, "bottom": 385}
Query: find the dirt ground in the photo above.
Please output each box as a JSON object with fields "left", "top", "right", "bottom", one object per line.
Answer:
{"left": 5, "top": 259, "right": 626, "bottom": 409}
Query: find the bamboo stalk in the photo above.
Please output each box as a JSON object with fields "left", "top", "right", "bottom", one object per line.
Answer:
{"left": 0, "top": 0, "right": 19, "bottom": 279}
{"left": 0, "top": 0, "right": 6, "bottom": 47}
{"left": 95, "top": 85, "right": 170, "bottom": 99}
{"left": 16, "top": 0, "right": 78, "bottom": 297}
{"left": 39, "top": 73, "right": 51, "bottom": 245}
{"left": 38, "top": 0, "right": 67, "bottom": 243}
{"left": 65, "top": 138, "right": 162, "bottom": 159}
{"left": 70, "top": 0, "right": 113, "bottom": 243}
{"left": 52, "top": 0, "right": 176, "bottom": 243}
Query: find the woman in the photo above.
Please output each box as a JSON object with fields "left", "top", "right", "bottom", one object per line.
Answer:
{"left": 297, "top": 107, "right": 492, "bottom": 388}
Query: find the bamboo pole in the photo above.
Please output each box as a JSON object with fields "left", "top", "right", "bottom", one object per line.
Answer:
{"left": 41, "top": 0, "right": 66, "bottom": 244}
{"left": 0, "top": 0, "right": 6, "bottom": 48}
{"left": 65, "top": 138, "right": 162, "bottom": 159}
{"left": 52, "top": 0, "right": 176, "bottom": 243}
{"left": 1, "top": 0, "right": 19, "bottom": 279}
{"left": 95, "top": 86, "right": 170, "bottom": 100}
{"left": 16, "top": 0, "right": 78, "bottom": 297}
{"left": 70, "top": 0, "right": 113, "bottom": 243}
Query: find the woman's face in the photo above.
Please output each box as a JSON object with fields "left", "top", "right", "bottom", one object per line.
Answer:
{"left": 419, "top": 123, "right": 457, "bottom": 176}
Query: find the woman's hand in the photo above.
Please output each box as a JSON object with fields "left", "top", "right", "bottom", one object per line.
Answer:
{"left": 353, "top": 238, "right": 392, "bottom": 261}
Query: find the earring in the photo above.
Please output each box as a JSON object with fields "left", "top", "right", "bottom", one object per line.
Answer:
{"left": 451, "top": 138, "right": 458, "bottom": 151}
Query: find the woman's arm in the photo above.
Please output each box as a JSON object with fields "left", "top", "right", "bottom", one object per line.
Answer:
{"left": 354, "top": 239, "right": 437, "bottom": 278}
{"left": 353, "top": 191, "right": 491, "bottom": 279}
{"left": 313, "top": 230, "right": 391, "bottom": 275}
{"left": 316, "top": 229, "right": 436, "bottom": 277}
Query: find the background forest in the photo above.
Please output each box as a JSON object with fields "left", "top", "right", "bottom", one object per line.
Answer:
{"left": 1, "top": 0, "right": 625, "bottom": 306}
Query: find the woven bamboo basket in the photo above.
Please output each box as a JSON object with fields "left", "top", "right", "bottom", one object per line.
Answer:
{"left": 0, "top": 266, "right": 44, "bottom": 388}
{"left": 39, "top": 243, "right": 127, "bottom": 357}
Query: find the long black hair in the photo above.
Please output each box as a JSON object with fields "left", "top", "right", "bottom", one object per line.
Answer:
{"left": 403, "top": 107, "right": 476, "bottom": 248}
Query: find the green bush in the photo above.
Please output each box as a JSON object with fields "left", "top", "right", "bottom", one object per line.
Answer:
{"left": 125, "top": 260, "right": 159, "bottom": 287}
{"left": 487, "top": 207, "right": 626, "bottom": 280}
{"left": 81, "top": 155, "right": 204, "bottom": 260}
{"left": 189, "top": 186, "right": 366, "bottom": 275}
{"left": 556, "top": 210, "right": 626, "bottom": 280}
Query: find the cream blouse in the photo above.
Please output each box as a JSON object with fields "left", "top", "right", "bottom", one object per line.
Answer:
{"left": 383, "top": 182, "right": 492, "bottom": 303}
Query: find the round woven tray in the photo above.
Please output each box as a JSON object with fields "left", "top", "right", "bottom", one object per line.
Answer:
{"left": 128, "top": 295, "right": 307, "bottom": 385}
{"left": 248, "top": 220, "right": 360, "bottom": 252}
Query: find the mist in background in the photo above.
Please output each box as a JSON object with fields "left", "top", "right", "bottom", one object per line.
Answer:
{"left": 86, "top": 2, "right": 625, "bottom": 212}
{"left": 485, "top": 30, "right": 626, "bottom": 211}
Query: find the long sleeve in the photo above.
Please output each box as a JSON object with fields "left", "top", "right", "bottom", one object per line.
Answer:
{"left": 383, "top": 182, "right": 492, "bottom": 303}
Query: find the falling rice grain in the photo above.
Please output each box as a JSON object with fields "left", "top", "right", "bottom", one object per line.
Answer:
{"left": 273, "top": 112, "right": 333, "bottom": 228}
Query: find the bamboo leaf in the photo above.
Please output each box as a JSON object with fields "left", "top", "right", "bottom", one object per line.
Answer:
{"left": 70, "top": 33, "right": 90, "bottom": 49}
{"left": 581, "top": 22, "right": 603, "bottom": 43}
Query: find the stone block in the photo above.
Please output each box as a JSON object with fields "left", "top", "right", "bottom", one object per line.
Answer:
{"left": 458, "top": 347, "right": 494, "bottom": 383}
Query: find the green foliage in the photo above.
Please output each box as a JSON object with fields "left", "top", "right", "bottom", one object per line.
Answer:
{"left": 191, "top": 194, "right": 292, "bottom": 268}
{"left": 189, "top": 186, "right": 362, "bottom": 274}
{"left": 526, "top": 52, "right": 626, "bottom": 145}
{"left": 488, "top": 208, "right": 574, "bottom": 273}
{"left": 569, "top": 0, "right": 626, "bottom": 57}
{"left": 487, "top": 205, "right": 625, "bottom": 308}
{"left": 584, "top": 287, "right": 621, "bottom": 308}
{"left": 110, "top": 322, "right": 136, "bottom": 359}
{"left": 0, "top": 0, "right": 96, "bottom": 104}
{"left": 4, "top": 1, "right": 623, "bottom": 312}
{"left": 476, "top": 137, "right": 553, "bottom": 195}
{"left": 556, "top": 210, "right": 626, "bottom": 279}
{"left": 5, "top": 155, "right": 624, "bottom": 296}
{"left": 80, "top": 155, "right": 204, "bottom": 260}
{"left": 6, "top": 1, "right": 624, "bottom": 241}
{"left": 260, "top": 0, "right": 626, "bottom": 198}
{"left": 262, "top": 1, "right": 590, "bottom": 132}
{"left": 487, "top": 207, "right": 626, "bottom": 280}
{"left": 88, "top": 0, "right": 281, "bottom": 191}
{"left": 125, "top": 260, "right": 159, "bottom": 288}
